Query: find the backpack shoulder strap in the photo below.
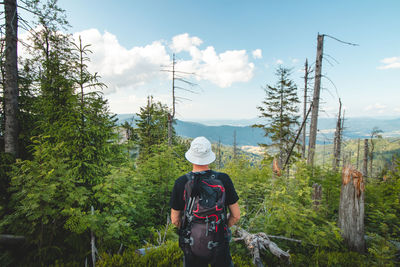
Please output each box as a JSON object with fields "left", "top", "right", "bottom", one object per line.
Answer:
{"left": 182, "top": 172, "right": 196, "bottom": 227}
{"left": 184, "top": 172, "right": 194, "bottom": 196}
{"left": 209, "top": 170, "right": 220, "bottom": 181}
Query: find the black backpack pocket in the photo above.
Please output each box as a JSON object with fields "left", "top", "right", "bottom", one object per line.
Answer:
{"left": 190, "top": 222, "right": 217, "bottom": 259}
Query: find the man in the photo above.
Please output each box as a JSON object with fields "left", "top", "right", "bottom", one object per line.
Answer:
{"left": 170, "top": 136, "right": 240, "bottom": 267}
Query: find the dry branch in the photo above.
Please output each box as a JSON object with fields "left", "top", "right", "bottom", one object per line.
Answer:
{"left": 0, "top": 234, "right": 25, "bottom": 244}
{"left": 233, "top": 227, "right": 291, "bottom": 266}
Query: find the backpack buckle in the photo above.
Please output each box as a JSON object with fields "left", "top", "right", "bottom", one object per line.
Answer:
{"left": 184, "top": 237, "right": 194, "bottom": 246}
{"left": 207, "top": 241, "right": 219, "bottom": 250}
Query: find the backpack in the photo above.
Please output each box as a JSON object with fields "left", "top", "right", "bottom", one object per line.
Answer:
{"left": 179, "top": 170, "right": 227, "bottom": 260}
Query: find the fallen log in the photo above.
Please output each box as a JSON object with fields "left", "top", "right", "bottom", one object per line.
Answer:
{"left": 0, "top": 234, "right": 25, "bottom": 245}
{"left": 233, "top": 227, "right": 291, "bottom": 266}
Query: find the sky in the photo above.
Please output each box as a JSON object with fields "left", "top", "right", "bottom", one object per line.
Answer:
{"left": 50, "top": 0, "right": 400, "bottom": 121}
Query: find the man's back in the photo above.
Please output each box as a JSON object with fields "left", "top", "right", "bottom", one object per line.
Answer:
{"left": 169, "top": 136, "right": 240, "bottom": 267}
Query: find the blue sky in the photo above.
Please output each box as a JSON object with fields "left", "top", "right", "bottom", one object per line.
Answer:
{"left": 56, "top": 0, "right": 400, "bottom": 121}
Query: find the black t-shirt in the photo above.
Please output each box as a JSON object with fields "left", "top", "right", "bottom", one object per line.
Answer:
{"left": 169, "top": 170, "right": 239, "bottom": 211}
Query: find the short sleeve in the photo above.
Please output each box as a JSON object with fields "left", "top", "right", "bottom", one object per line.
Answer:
{"left": 170, "top": 177, "right": 185, "bottom": 210}
{"left": 221, "top": 173, "right": 239, "bottom": 206}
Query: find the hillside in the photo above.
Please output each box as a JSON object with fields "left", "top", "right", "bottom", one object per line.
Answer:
{"left": 116, "top": 114, "right": 400, "bottom": 146}
{"left": 313, "top": 137, "right": 400, "bottom": 174}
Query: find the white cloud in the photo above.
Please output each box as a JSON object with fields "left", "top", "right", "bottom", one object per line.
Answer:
{"left": 394, "top": 107, "right": 400, "bottom": 113}
{"left": 74, "top": 29, "right": 171, "bottom": 94}
{"left": 170, "top": 33, "right": 203, "bottom": 53}
{"left": 365, "top": 103, "right": 387, "bottom": 112}
{"left": 276, "top": 59, "right": 284, "bottom": 65}
{"left": 252, "top": 49, "right": 262, "bottom": 59}
{"left": 166, "top": 33, "right": 255, "bottom": 88}
{"left": 73, "top": 30, "right": 255, "bottom": 91}
{"left": 178, "top": 47, "right": 254, "bottom": 87}
{"left": 377, "top": 56, "right": 400, "bottom": 69}
{"left": 291, "top": 58, "right": 299, "bottom": 64}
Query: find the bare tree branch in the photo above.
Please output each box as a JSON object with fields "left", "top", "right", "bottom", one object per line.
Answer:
{"left": 324, "top": 53, "right": 340, "bottom": 64}
{"left": 323, "top": 34, "right": 359, "bottom": 46}
{"left": 321, "top": 75, "right": 340, "bottom": 99}
{"left": 174, "top": 85, "right": 198, "bottom": 94}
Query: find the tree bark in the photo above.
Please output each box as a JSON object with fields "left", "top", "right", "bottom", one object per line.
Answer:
{"left": 0, "top": 234, "right": 25, "bottom": 244}
{"left": 369, "top": 140, "right": 374, "bottom": 178}
{"left": 338, "top": 166, "right": 365, "bottom": 252}
{"left": 356, "top": 139, "right": 360, "bottom": 169}
{"left": 302, "top": 59, "right": 308, "bottom": 159}
{"left": 233, "top": 130, "right": 237, "bottom": 160}
{"left": 312, "top": 183, "right": 322, "bottom": 210}
{"left": 167, "top": 54, "right": 176, "bottom": 147}
{"left": 307, "top": 34, "right": 324, "bottom": 167}
{"left": 363, "top": 139, "right": 368, "bottom": 179}
{"left": 332, "top": 99, "right": 342, "bottom": 171}
{"left": 91, "top": 206, "right": 96, "bottom": 267}
{"left": 3, "top": 0, "right": 19, "bottom": 156}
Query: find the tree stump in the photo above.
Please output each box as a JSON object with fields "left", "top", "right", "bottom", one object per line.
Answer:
{"left": 338, "top": 165, "right": 365, "bottom": 252}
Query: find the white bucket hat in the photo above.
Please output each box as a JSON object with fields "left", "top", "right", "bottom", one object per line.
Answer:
{"left": 185, "top": 136, "right": 216, "bottom": 165}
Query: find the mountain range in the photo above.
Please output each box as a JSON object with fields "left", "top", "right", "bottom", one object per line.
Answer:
{"left": 116, "top": 114, "right": 400, "bottom": 146}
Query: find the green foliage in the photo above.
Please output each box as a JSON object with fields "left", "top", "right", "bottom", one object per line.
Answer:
{"left": 364, "top": 158, "right": 400, "bottom": 266}
{"left": 136, "top": 144, "right": 188, "bottom": 226}
{"left": 135, "top": 96, "right": 172, "bottom": 161}
{"left": 2, "top": 138, "right": 91, "bottom": 264}
{"left": 291, "top": 249, "right": 367, "bottom": 267}
{"left": 253, "top": 162, "right": 341, "bottom": 250}
{"left": 0, "top": 153, "right": 14, "bottom": 220}
{"left": 1, "top": 20, "right": 125, "bottom": 265}
{"left": 367, "top": 233, "right": 399, "bottom": 266}
{"left": 97, "top": 241, "right": 183, "bottom": 267}
{"left": 221, "top": 157, "right": 273, "bottom": 222}
{"left": 307, "top": 165, "right": 342, "bottom": 222}
{"left": 222, "top": 157, "right": 344, "bottom": 265}
{"left": 1, "top": 2, "right": 399, "bottom": 266}
{"left": 91, "top": 163, "right": 150, "bottom": 248}
{"left": 365, "top": 160, "right": 400, "bottom": 241}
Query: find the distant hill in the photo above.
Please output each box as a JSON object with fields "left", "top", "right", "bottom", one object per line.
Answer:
{"left": 115, "top": 114, "right": 267, "bottom": 146}
{"left": 116, "top": 114, "right": 400, "bottom": 146}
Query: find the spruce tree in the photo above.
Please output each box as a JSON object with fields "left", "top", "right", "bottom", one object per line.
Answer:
{"left": 4, "top": 25, "right": 123, "bottom": 265}
{"left": 135, "top": 96, "right": 172, "bottom": 160}
{"left": 253, "top": 67, "right": 300, "bottom": 167}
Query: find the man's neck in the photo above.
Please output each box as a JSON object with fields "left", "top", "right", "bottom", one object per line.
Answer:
{"left": 192, "top": 164, "right": 210, "bottom": 172}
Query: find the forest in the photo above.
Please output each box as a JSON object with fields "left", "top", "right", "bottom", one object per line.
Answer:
{"left": 0, "top": 1, "right": 399, "bottom": 266}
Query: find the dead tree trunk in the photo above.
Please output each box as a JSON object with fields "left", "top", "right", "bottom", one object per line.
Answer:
{"left": 307, "top": 34, "right": 324, "bottom": 167}
{"left": 339, "top": 109, "right": 345, "bottom": 168}
{"left": 233, "top": 130, "right": 237, "bottom": 160}
{"left": 302, "top": 59, "right": 309, "bottom": 159}
{"left": 363, "top": 139, "right": 368, "bottom": 179}
{"left": 356, "top": 139, "right": 360, "bottom": 169}
{"left": 4, "top": 0, "right": 19, "bottom": 156}
{"left": 312, "top": 183, "right": 322, "bottom": 210}
{"left": 167, "top": 54, "right": 176, "bottom": 147}
{"left": 91, "top": 206, "right": 97, "bottom": 267}
{"left": 332, "top": 99, "right": 342, "bottom": 171}
{"left": 348, "top": 151, "right": 352, "bottom": 166}
{"left": 338, "top": 166, "right": 365, "bottom": 252}
{"left": 217, "top": 138, "right": 222, "bottom": 169}
{"left": 369, "top": 140, "right": 374, "bottom": 179}
{"left": 0, "top": 234, "right": 25, "bottom": 244}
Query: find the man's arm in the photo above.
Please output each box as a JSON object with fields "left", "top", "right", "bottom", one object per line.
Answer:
{"left": 227, "top": 202, "right": 240, "bottom": 227}
{"left": 171, "top": 208, "right": 182, "bottom": 228}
